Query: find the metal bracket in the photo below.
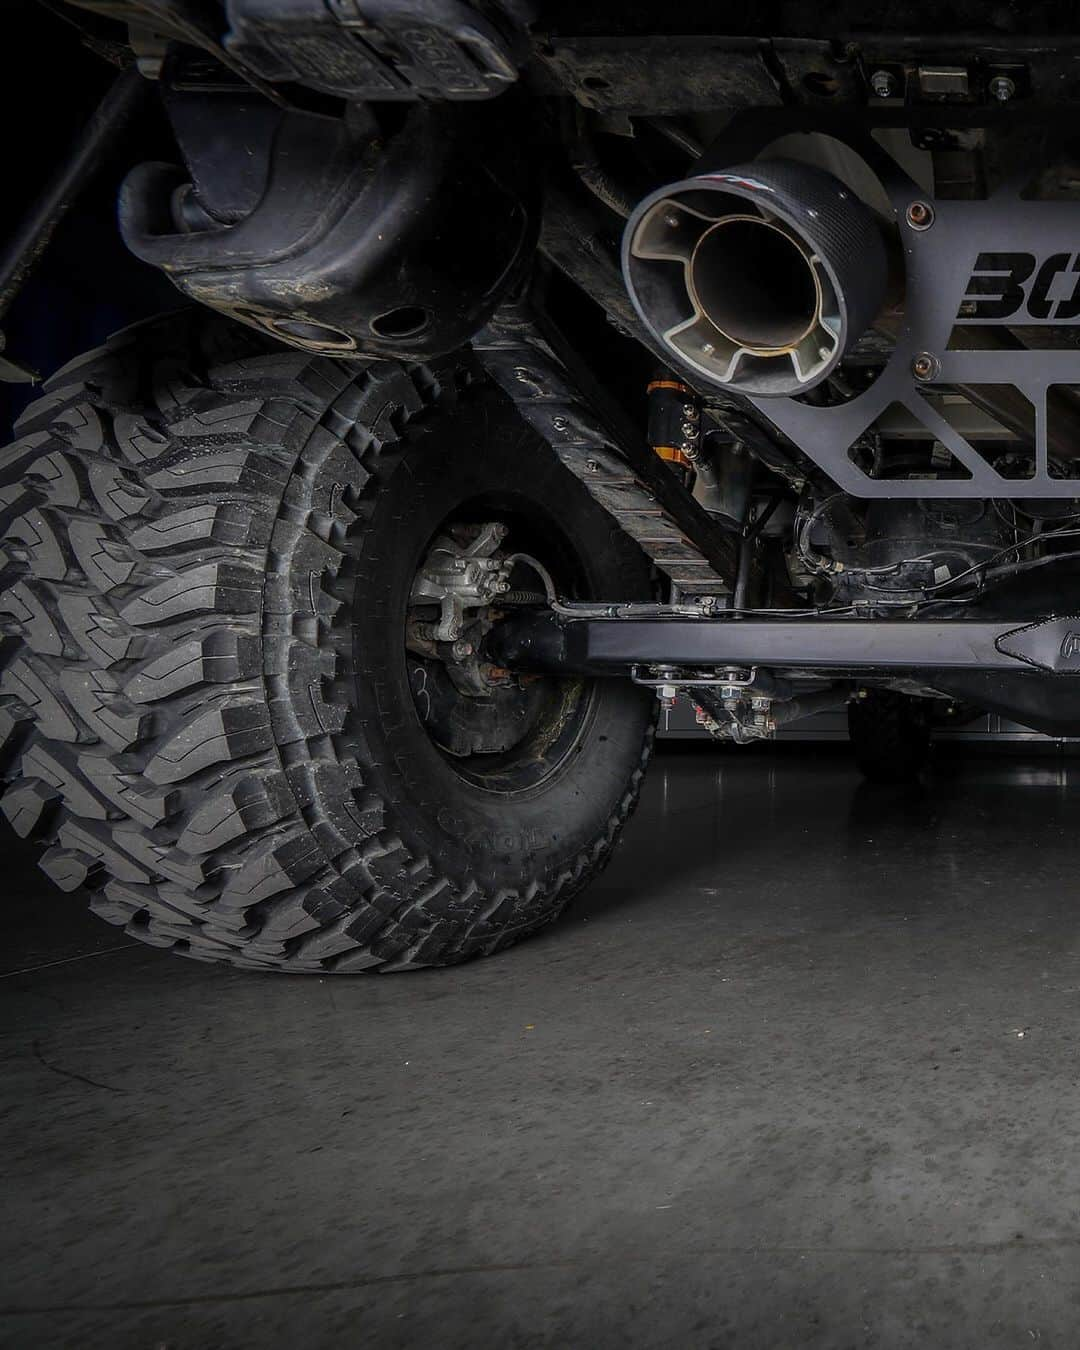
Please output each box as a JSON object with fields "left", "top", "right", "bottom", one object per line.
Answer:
{"left": 754, "top": 184, "right": 1080, "bottom": 497}
{"left": 630, "top": 665, "right": 757, "bottom": 688}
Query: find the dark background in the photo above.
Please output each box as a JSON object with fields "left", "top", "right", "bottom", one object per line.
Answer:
{"left": 0, "top": 1, "right": 176, "bottom": 432}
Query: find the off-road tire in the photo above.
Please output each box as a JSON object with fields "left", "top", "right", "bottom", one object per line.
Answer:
{"left": 847, "top": 690, "right": 932, "bottom": 784}
{"left": 0, "top": 312, "right": 656, "bottom": 971}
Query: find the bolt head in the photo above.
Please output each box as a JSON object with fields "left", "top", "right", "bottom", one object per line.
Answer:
{"left": 911, "top": 352, "right": 940, "bottom": 381}
{"left": 663, "top": 212, "right": 680, "bottom": 229}
{"left": 870, "top": 69, "right": 895, "bottom": 98}
{"left": 700, "top": 342, "right": 715, "bottom": 357}
{"left": 989, "top": 74, "right": 1015, "bottom": 102}
{"left": 906, "top": 200, "right": 935, "bottom": 230}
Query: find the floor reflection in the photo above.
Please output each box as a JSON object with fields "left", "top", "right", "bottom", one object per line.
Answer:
{"left": 580, "top": 744, "right": 1080, "bottom": 934}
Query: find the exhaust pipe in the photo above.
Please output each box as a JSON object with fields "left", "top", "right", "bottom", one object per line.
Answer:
{"left": 622, "top": 159, "right": 888, "bottom": 397}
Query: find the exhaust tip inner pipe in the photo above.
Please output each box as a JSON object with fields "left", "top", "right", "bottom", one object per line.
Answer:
{"left": 689, "top": 215, "right": 821, "bottom": 352}
{"left": 622, "top": 158, "right": 889, "bottom": 398}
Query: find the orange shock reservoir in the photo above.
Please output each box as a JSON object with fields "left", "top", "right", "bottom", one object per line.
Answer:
{"left": 646, "top": 376, "right": 700, "bottom": 470}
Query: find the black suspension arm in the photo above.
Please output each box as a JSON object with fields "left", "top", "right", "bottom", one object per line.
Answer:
{"left": 488, "top": 610, "right": 1080, "bottom": 678}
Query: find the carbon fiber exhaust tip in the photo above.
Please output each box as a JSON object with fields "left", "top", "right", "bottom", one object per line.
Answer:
{"left": 622, "top": 158, "right": 889, "bottom": 397}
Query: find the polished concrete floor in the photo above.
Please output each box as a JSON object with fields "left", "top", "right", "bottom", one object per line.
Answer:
{"left": 4, "top": 745, "right": 1080, "bottom": 1348}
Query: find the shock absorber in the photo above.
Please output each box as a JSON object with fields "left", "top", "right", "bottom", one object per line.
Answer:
{"left": 649, "top": 374, "right": 756, "bottom": 534}
{"left": 647, "top": 374, "right": 700, "bottom": 474}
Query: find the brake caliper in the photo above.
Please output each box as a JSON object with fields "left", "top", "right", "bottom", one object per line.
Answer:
{"left": 407, "top": 521, "right": 515, "bottom": 696}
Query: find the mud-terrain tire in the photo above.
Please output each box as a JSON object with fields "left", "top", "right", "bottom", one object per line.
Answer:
{"left": 847, "top": 689, "right": 932, "bottom": 784}
{"left": 0, "top": 312, "right": 655, "bottom": 971}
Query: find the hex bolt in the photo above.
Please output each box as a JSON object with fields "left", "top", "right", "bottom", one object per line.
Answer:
{"left": 906, "top": 200, "right": 935, "bottom": 231}
{"left": 451, "top": 640, "right": 474, "bottom": 660}
{"left": 870, "top": 69, "right": 896, "bottom": 98}
{"left": 911, "top": 351, "right": 940, "bottom": 381}
{"left": 664, "top": 212, "right": 681, "bottom": 229}
{"left": 683, "top": 403, "right": 699, "bottom": 419}
{"left": 989, "top": 74, "right": 1015, "bottom": 103}
{"left": 681, "top": 421, "right": 698, "bottom": 438}
{"left": 700, "top": 341, "right": 715, "bottom": 357}
{"left": 585, "top": 459, "right": 600, "bottom": 473}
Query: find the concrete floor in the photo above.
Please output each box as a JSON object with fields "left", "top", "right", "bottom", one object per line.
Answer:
{"left": 4, "top": 746, "right": 1080, "bottom": 1348}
